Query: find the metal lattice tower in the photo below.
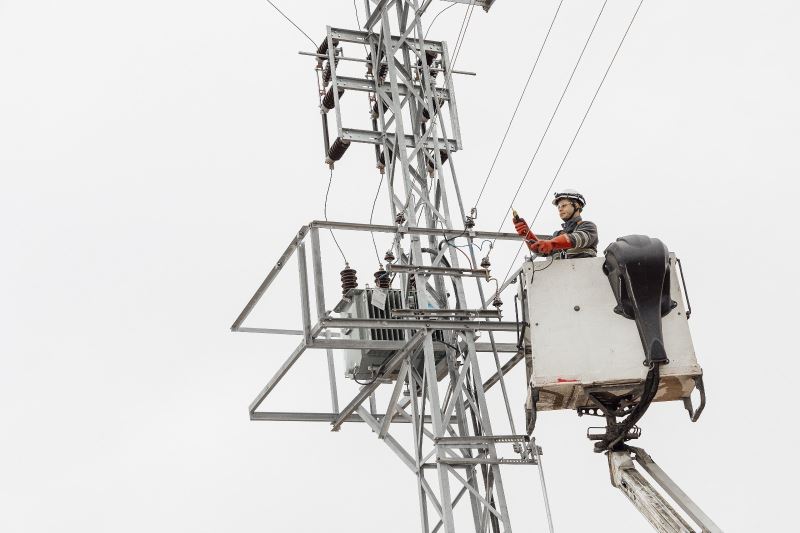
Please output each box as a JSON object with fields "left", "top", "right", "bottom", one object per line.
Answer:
{"left": 233, "top": 2, "right": 552, "bottom": 532}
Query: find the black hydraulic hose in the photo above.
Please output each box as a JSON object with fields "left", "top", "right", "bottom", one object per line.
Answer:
{"left": 598, "top": 363, "right": 662, "bottom": 452}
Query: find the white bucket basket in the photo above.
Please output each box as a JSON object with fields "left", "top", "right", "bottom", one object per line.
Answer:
{"left": 521, "top": 254, "right": 702, "bottom": 412}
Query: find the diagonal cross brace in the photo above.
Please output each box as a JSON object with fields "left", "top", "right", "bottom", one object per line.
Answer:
{"left": 379, "top": 360, "right": 411, "bottom": 438}
{"left": 331, "top": 329, "right": 426, "bottom": 431}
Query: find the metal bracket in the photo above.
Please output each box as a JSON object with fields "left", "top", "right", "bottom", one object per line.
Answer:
{"left": 586, "top": 390, "right": 638, "bottom": 418}
{"left": 526, "top": 386, "right": 540, "bottom": 436}
{"left": 390, "top": 308, "right": 501, "bottom": 319}
{"left": 577, "top": 406, "right": 606, "bottom": 418}
{"left": 388, "top": 263, "right": 490, "bottom": 278}
{"left": 438, "top": 457, "right": 537, "bottom": 466}
{"left": 676, "top": 257, "right": 693, "bottom": 319}
{"left": 435, "top": 434, "right": 531, "bottom": 446}
{"left": 682, "top": 374, "right": 706, "bottom": 422}
{"left": 588, "top": 425, "right": 641, "bottom": 442}
{"left": 435, "top": 435, "right": 540, "bottom": 465}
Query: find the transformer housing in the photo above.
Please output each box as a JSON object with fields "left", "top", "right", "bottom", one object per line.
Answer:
{"left": 335, "top": 288, "right": 447, "bottom": 381}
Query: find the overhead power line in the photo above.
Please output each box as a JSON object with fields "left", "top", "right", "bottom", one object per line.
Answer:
{"left": 527, "top": 0, "right": 648, "bottom": 230}
{"left": 265, "top": 0, "right": 317, "bottom": 48}
{"left": 472, "top": 0, "right": 566, "bottom": 211}
{"left": 495, "top": 0, "right": 610, "bottom": 235}
{"left": 425, "top": 3, "right": 458, "bottom": 39}
{"left": 452, "top": 1, "right": 477, "bottom": 68}
{"left": 498, "top": 0, "right": 648, "bottom": 287}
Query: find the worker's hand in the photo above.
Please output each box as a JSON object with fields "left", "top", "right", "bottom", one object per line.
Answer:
{"left": 531, "top": 234, "right": 572, "bottom": 255}
{"left": 514, "top": 220, "right": 531, "bottom": 238}
{"left": 512, "top": 213, "right": 538, "bottom": 251}
{"left": 531, "top": 240, "right": 555, "bottom": 255}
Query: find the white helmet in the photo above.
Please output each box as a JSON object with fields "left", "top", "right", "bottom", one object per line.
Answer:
{"left": 552, "top": 188, "right": 586, "bottom": 208}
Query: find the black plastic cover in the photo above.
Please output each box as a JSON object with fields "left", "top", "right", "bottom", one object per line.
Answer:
{"left": 603, "top": 235, "right": 676, "bottom": 365}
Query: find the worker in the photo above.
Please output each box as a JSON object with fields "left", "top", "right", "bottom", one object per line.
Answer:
{"left": 513, "top": 188, "right": 598, "bottom": 259}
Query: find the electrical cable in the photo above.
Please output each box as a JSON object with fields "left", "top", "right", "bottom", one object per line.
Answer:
{"left": 264, "top": 0, "right": 316, "bottom": 48}
{"left": 440, "top": 340, "right": 462, "bottom": 355}
{"left": 534, "top": 255, "right": 555, "bottom": 272}
{"left": 415, "top": 201, "right": 425, "bottom": 226}
{"left": 353, "top": 0, "right": 361, "bottom": 27}
{"left": 324, "top": 168, "right": 349, "bottom": 264}
{"left": 425, "top": 3, "right": 458, "bottom": 39}
{"left": 532, "top": 435, "right": 556, "bottom": 533}
{"left": 452, "top": 1, "right": 477, "bottom": 68}
{"left": 451, "top": 2, "right": 473, "bottom": 63}
{"left": 494, "top": 0, "right": 609, "bottom": 237}
{"left": 497, "top": 0, "right": 647, "bottom": 288}
{"left": 369, "top": 174, "right": 385, "bottom": 265}
{"left": 440, "top": 234, "right": 475, "bottom": 268}
{"left": 528, "top": 0, "right": 646, "bottom": 231}
{"left": 353, "top": 0, "right": 370, "bottom": 54}
{"left": 596, "top": 362, "right": 661, "bottom": 452}
{"left": 448, "top": 238, "right": 494, "bottom": 252}
{"left": 438, "top": 227, "right": 469, "bottom": 254}
{"left": 487, "top": 0, "right": 610, "bottom": 277}
{"left": 472, "top": 0, "right": 565, "bottom": 211}
{"left": 353, "top": 347, "right": 399, "bottom": 386}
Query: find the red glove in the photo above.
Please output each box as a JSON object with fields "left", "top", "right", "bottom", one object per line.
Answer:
{"left": 531, "top": 234, "right": 573, "bottom": 255}
{"left": 512, "top": 211, "right": 537, "bottom": 251}
{"left": 514, "top": 219, "right": 531, "bottom": 238}
{"left": 514, "top": 221, "right": 538, "bottom": 252}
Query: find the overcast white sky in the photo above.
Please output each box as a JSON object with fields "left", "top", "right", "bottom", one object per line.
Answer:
{"left": 2, "top": 1, "right": 799, "bottom": 531}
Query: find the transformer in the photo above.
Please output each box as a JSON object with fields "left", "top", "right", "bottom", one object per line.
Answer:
{"left": 334, "top": 288, "right": 448, "bottom": 382}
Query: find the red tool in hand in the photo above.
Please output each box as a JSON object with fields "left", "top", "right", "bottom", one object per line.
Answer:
{"left": 512, "top": 209, "right": 537, "bottom": 252}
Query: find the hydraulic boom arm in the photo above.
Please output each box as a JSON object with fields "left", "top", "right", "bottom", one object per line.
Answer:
{"left": 608, "top": 447, "right": 723, "bottom": 533}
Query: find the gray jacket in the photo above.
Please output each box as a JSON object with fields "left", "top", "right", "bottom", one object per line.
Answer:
{"left": 553, "top": 216, "right": 598, "bottom": 259}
